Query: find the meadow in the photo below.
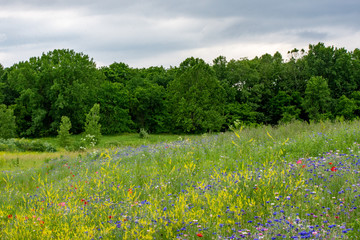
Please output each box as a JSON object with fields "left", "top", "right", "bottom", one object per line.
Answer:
{"left": 1, "top": 120, "right": 360, "bottom": 239}
{"left": 0, "top": 134, "right": 189, "bottom": 170}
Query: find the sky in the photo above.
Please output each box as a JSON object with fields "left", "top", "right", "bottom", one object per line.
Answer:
{"left": 0, "top": 0, "right": 359, "bottom": 68}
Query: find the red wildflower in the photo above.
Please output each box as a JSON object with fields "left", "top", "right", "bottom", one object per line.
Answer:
{"left": 8, "top": 214, "right": 12, "bottom": 219}
{"left": 109, "top": 216, "right": 112, "bottom": 219}
{"left": 329, "top": 162, "right": 333, "bottom": 165}
{"left": 331, "top": 166, "right": 337, "bottom": 172}
{"left": 197, "top": 233, "right": 203, "bottom": 237}
{"left": 128, "top": 188, "right": 133, "bottom": 194}
{"left": 302, "top": 165, "right": 306, "bottom": 168}
{"left": 84, "top": 201, "right": 88, "bottom": 205}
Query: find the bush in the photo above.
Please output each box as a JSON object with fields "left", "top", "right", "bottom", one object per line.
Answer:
{"left": 66, "top": 134, "right": 97, "bottom": 152}
{"left": 139, "top": 128, "right": 149, "bottom": 139}
{"left": 58, "top": 116, "right": 72, "bottom": 148}
{"left": 0, "top": 138, "right": 56, "bottom": 152}
{"left": 84, "top": 104, "right": 101, "bottom": 144}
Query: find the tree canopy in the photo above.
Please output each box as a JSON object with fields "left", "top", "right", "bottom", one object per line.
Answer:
{"left": 1, "top": 43, "right": 360, "bottom": 137}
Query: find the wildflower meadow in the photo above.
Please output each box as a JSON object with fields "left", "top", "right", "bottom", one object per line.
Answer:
{"left": 1, "top": 120, "right": 360, "bottom": 239}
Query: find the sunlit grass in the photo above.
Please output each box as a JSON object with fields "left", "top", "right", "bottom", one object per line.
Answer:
{"left": 1, "top": 120, "right": 360, "bottom": 239}
{"left": 40, "top": 133, "right": 194, "bottom": 149}
{"left": 0, "top": 151, "right": 86, "bottom": 170}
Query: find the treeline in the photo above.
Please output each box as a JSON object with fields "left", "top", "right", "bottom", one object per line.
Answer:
{"left": 0, "top": 42, "right": 360, "bottom": 138}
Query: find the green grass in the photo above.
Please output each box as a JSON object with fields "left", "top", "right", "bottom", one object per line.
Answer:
{"left": 1, "top": 120, "right": 360, "bottom": 239}
{"left": 40, "top": 133, "right": 194, "bottom": 150}
{"left": 1, "top": 133, "right": 195, "bottom": 171}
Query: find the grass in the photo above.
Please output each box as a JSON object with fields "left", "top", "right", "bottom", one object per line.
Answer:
{"left": 1, "top": 120, "right": 360, "bottom": 239}
{"left": 1, "top": 133, "right": 192, "bottom": 170}
{"left": 0, "top": 151, "right": 85, "bottom": 170}
{"left": 40, "top": 133, "right": 192, "bottom": 150}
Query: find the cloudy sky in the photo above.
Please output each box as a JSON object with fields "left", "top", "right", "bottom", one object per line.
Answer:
{"left": 0, "top": 0, "right": 359, "bottom": 68}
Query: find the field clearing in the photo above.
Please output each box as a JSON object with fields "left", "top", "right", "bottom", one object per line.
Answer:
{"left": 39, "top": 133, "right": 192, "bottom": 150}
{"left": 0, "top": 134, "right": 192, "bottom": 170}
{"left": 1, "top": 120, "right": 360, "bottom": 239}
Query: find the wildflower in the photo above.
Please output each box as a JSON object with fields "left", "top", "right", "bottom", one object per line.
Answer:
{"left": 197, "top": 233, "right": 203, "bottom": 237}
{"left": 8, "top": 214, "right": 12, "bottom": 219}
{"left": 109, "top": 216, "right": 112, "bottom": 219}
{"left": 302, "top": 165, "right": 306, "bottom": 168}
{"left": 329, "top": 162, "right": 332, "bottom": 165}
{"left": 297, "top": 160, "right": 302, "bottom": 164}
{"left": 331, "top": 167, "right": 337, "bottom": 172}
{"left": 59, "top": 202, "right": 66, "bottom": 207}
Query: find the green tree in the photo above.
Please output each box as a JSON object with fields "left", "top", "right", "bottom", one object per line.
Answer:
{"left": 303, "top": 76, "right": 332, "bottom": 121}
{"left": 0, "top": 104, "right": 16, "bottom": 139}
{"left": 101, "top": 62, "right": 135, "bottom": 84}
{"left": 128, "top": 78, "right": 169, "bottom": 133}
{"left": 4, "top": 49, "right": 102, "bottom": 137}
{"left": 226, "top": 58, "right": 261, "bottom": 109}
{"left": 304, "top": 43, "right": 356, "bottom": 99}
{"left": 224, "top": 102, "right": 261, "bottom": 128}
{"left": 168, "top": 57, "right": 226, "bottom": 133}
{"left": 84, "top": 103, "right": 101, "bottom": 144}
{"left": 0, "top": 64, "right": 4, "bottom": 103}
{"left": 268, "top": 91, "right": 293, "bottom": 124}
{"left": 57, "top": 116, "right": 72, "bottom": 148}
{"left": 335, "top": 95, "right": 357, "bottom": 120}
{"left": 97, "top": 81, "right": 133, "bottom": 134}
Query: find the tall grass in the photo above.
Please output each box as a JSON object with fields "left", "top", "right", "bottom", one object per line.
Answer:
{"left": 1, "top": 120, "right": 360, "bottom": 239}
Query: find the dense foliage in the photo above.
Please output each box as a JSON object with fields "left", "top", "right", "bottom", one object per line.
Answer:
{"left": 1, "top": 43, "right": 360, "bottom": 137}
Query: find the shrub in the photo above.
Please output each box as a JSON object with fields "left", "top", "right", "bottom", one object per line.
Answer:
{"left": 0, "top": 138, "right": 56, "bottom": 152}
{"left": 57, "top": 116, "right": 72, "bottom": 148}
{"left": 139, "top": 128, "right": 149, "bottom": 139}
{"left": 84, "top": 104, "right": 101, "bottom": 145}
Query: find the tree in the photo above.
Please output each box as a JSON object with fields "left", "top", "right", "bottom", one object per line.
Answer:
{"left": 224, "top": 102, "right": 261, "bottom": 128}
{"left": 4, "top": 49, "right": 102, "bottom": 137}
{"left": 57, "top": 116, "right": 72, "bottom": 148}
{"left": 304, "top": 43, "right": 356, "bottom": 99}
{"left": 84, "top": 103, "right": 101, "bottom": 144}
{"left": 0, "top": 104, "right": 16, "bottom": 139}
{"left": 268, "top": 91, "right": 293, "bottom": 124}
{"left": 129, "top": 80, "right": 169, "bottom": 133}
{"left": 168, "top": 57, "right": 226, "bottom": 133}
{"left": 226, "top": 58, "right": 261, "bottom": 108}
{"left": 101, "top": 62, "right": 135, "bottom": 84}
{"left": 97, "top": 81, "right": 133, "bottom": 134}
{"left": 303, "top": 76, "right": 332, "bottom": 121}
{"left": 335, "top": 95, "right": 356, "bottom": 120}
{"left": 0, "top": 64, "right": 4, "bottom": 103}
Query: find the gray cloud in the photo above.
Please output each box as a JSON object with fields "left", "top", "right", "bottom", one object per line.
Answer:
{"left": 0, "top": 0, "right": 359, "bottom": 68}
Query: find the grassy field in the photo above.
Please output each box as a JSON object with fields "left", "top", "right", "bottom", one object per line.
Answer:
{"left": 1, "top": 120, "right": 360, "bottom": 239}
{"left": 40, "top": 133, "right": 192, "bottom": 149}
{"left": 0, "top": 133, "right": 191, "bottom": 170}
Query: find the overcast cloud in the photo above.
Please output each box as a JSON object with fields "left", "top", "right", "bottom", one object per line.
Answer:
{"left": 0, "top": 0, "right": 359, "bottom": 68}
